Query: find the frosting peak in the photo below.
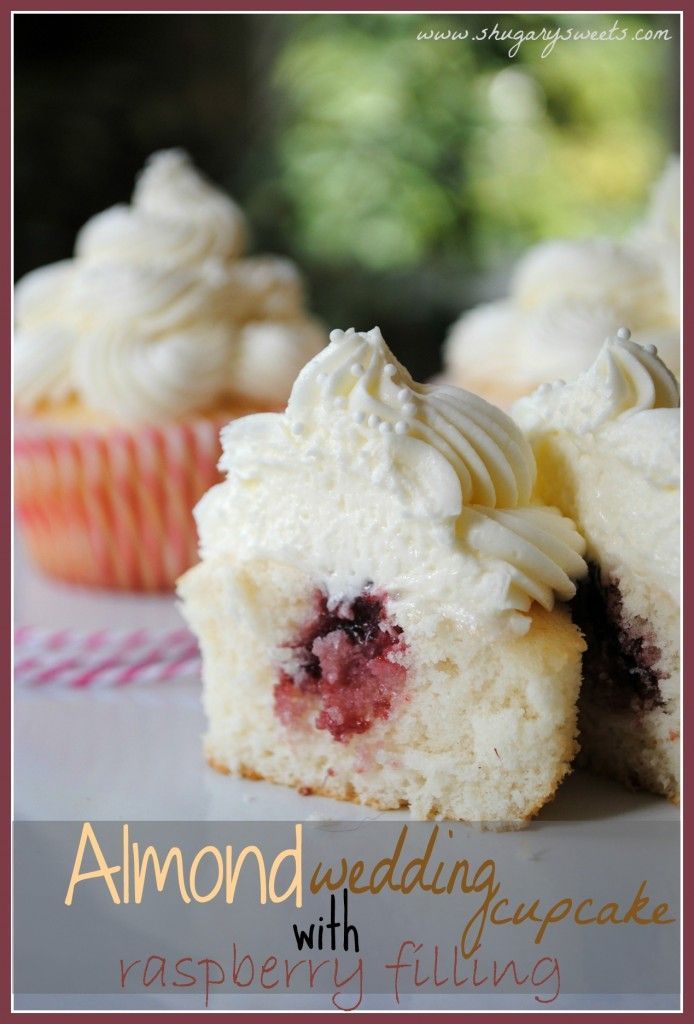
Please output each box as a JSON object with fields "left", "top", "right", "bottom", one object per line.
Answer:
{"left": 77, "top": 149, "right": 247, "bottom": 269}
{"left": 513, "top": 331, "right": 679, "bottom": 437}
{"left": 288, "top": 326, "right": 535, "bottom": 508}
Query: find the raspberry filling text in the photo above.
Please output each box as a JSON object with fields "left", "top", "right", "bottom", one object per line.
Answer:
{"left": 274, "top": 588, "right": 407, "bottom": 741}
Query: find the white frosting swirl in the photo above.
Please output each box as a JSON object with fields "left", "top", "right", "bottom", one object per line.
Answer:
{"left": 14, "top": 150, "right": 325, "bottom": 421}
{"left": 445, "top": 229, "right": 681, "bottom": 401}
{"left": 73, "top": 320, "right": 235, "bottom": 422}
{"left": 70, "top": 261, "right": 232, "bottom": 333}
{"left": 198, "top": 327, "right": 586, "bottom": 632}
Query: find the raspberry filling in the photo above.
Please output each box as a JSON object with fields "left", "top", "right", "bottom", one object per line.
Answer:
{"left": 572, "top": 563, "right": 666, "bottom": 712}
{"left": 274, "top": 588, "right": 407, "bottom": 742}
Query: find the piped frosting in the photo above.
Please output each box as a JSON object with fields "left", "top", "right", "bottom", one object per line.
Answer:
{"left": 14, "top": 150, "right": 325, "bottom": 421}
{"left": 287, "top": 327, "right": 536, "bottom": 508}
{"left": 200, "top": 327, "right": 586, "bottom": 630}
{"left": 513, "top": 330, "right": 679, "bottom": 438}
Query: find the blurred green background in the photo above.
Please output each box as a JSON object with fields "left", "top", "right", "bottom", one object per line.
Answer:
{"left": 14, "top": 12, "right": 679, "bottom": 378}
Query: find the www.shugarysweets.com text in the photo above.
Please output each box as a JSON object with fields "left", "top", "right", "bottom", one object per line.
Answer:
{"left": 415, "top": 19, "right": 672, "bottom": 59}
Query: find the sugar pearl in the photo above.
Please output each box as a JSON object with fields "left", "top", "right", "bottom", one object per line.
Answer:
{"left": 402, "top": 402, "right": 416, "bottom": 417}
{"left": 644, "top": 344, "right": 658, "bottom": 355}
{"left": 384, "top": 364, "right": 396, "bottom": 378}
{"left": 616, "top": 327, "right": 631, "bottom": 341}
{"left": 379, "top": 421, "right": 392, "bottom": 434}
{"left": 394, "top": 421, "right": 408, "bottom": 435}
{"left": 368, "top": 414, "right": 380, "bottom": 428}
{"left": 353, "top": 411, "right": 365, "bottom": 424}
{"left": 350, "top": 363, "right": 363, "bottom": 377}
{"left": 291, "top": 422, "right": 304, "bottom": 435}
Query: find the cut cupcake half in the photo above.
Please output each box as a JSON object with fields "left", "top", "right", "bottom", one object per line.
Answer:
{"left": 514, "top": 331, "right": 680, "bottom": 802}
{"left": 179, "top": 326, "right": 587, "bottom": 827}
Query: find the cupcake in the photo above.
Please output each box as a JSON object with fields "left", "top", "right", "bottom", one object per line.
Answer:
{"left": 179, "top": 326, "right": 587, "bottom": 827}
{"left": 513, "top": 332, "right": 680, "bottom": 802}
{"left": 444, "top": 160, "right": 681, "bottom": 407}
{"left": 14, "top": 150, "right": 326, "bottom": 590}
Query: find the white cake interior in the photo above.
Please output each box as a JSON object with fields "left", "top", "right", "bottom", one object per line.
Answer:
{"left": 180, "top": 555, "right": 584, "bottom": 828}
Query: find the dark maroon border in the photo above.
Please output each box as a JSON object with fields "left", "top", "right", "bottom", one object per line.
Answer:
{"left": 5, "top": 3, "right": 686, "bottom": 1020}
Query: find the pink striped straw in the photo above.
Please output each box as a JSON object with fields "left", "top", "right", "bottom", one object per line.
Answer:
{"left": 14, "top": 627, "right": 201, "bottom": 688}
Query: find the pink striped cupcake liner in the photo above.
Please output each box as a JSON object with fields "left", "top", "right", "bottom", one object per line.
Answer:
{"left": 14, "top": 413, "right": 230, "bottom": 591}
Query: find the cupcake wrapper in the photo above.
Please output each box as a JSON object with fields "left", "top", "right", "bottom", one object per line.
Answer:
{"left": 15, "top": 415, "right": 228, "bottom": 591}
